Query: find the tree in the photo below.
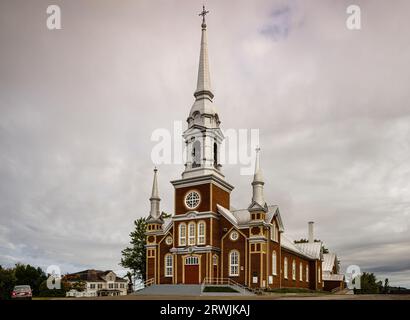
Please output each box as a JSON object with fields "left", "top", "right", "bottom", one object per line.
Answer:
{"left": 14, "top": 264, "right": 47, "bottom": 296}
{"left": 0, "top": 266, "right": 16, "bottom": 300}
{"left": 383, "top": 278, "right": 390, "bottom": 294}
{"left": 38, "top": 279, "right": 70, "bottom": 297}
{"left": 355, "top": 272, "right": 383, "bottom": 294}
{"left": 120, "top": 218, "right": 147, "bottom": 283}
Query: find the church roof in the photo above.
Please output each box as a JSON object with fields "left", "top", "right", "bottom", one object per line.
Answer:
{"left": 217, "top": 204, "right": 284, "bottom": 230}
{"left": 322, "top": 253, "right": 337, "bottom": 272}
{"left": 294, "top": 242, "right": 322, "bottom": 260}
{"left": 281, "top": 235, "right": 313, "bottom": 259}
{"left": 162, "top": 217, "right": 173, "bottom": 233}
{"left": 322, "top": 273, "right": 344, "bottom": 281}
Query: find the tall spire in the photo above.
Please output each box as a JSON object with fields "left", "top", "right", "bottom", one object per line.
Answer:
{"left": 194, "top": 5, "right": 214, "bottom": 101}
{"left": 149, "top": 167, "right": 161, "bottom": 219}
{"left": 249, "top": 147, "right": 267, "bottom": 211}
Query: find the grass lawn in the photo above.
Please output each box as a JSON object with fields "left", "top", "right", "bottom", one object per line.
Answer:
{"left": 203, "top": 286, "right": 239, "bottom": 293}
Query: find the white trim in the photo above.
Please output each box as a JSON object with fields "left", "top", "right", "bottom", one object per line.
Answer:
{"left": 179, "top": 223, "right": 187, "bottom": 246}
{"left": 306, "top": 265, "right": 309, "bottom": 282}
{"left": 188, "top": 221, "right": 196, "bottom": 246}
{"left": 229, "top": 250, "right": 240, "bottom": 277}
{"left": 164, "top": 254, "right": 173, "bottom": 277}
{"left": 197, "top": 220, "right": 206, "bottom": 245}
{"left": 272, "top": 250, "right": 277, "bottom": 275}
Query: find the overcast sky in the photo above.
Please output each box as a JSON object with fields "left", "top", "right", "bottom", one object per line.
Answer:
{"left": 1, "top": 0, "right": 409, "bottom": 287}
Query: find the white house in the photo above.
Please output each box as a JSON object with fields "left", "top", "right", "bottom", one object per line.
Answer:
{"left": 65, "top": 269, "right": 128, "bottom": 297}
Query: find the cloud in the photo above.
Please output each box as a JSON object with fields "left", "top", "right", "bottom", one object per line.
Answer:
{"left": 0, "top": 0, "right": 409, "bottom": 287}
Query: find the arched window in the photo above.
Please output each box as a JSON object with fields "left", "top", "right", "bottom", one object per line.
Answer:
{"left": 272, "top": 251, "right": 277, "bottom": 275}
{"left": 284, "top": 257, "right": 288, "bottom": 279}
{"left": 292, "top": 260, "right": 296, "bottom": 280}
{"left": 306, "top": 265, "right": 309, "bottom": 282}
{"left": 179, "top": 223, "right": 186, "bottom": 246}
{"left": 188, "top": 222, "right": 196, "bottom": 246}
{"left": 197, "top": 221, "right": 206, "bottom": 245}
{"left": 213, "top": 142, "right": 218, "bottom": 167}
{"left": 300, "top": 262, "right": 303, "bottom": 281}
{"left": 229, "top": 250, "right": 239, "bottom": 276}
{"left": 213, "top": 255, "right": 218, "bottom": 266}
{"left": 164, "top": 254, "right": 173, "bottom": 277}
{"left": 192, "top": 140, "right": 201, "bottom": 167}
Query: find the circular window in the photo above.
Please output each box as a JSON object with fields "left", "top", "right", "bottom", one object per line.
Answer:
{"left": 230, "top": 231, "right": 239, "bottom": 241}
{"left": 185, "top": 191, "right": 200, "bottom": 209}
{"left": 165, "top": 236, "right": 173, "bottom": 245}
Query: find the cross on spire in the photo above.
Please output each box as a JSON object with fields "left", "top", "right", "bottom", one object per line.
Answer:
{"left": 199, "top": 5, "right": 209, "bottom": 28}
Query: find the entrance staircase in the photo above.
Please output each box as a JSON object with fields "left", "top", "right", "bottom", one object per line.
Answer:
{"left": 201, "top": 278, "right": 254, "bottom": 296}
{"left": 133, "top": 278, "right": 254, "bottom": 296}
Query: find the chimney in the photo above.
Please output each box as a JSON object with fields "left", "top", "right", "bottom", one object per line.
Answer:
{"left": 308, "top": 221, "right": 314, "bottom": 243}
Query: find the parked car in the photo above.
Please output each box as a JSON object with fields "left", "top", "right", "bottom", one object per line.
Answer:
{"left": 11, "top": 285, "right": 32, "bottom": 300}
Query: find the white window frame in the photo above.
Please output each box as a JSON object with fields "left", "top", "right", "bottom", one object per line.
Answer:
{"left": 185, "top": 256, "right": 199, "bottom": 265}
{"left": 179, "top": 223, "right": 186, "bottom": 246}
{"left": 165, "top": 254, "right": 173, "bottom": 277}
{"left": 185, "top": 191, "right": 200, "bottom": 209}
{"left": 229, "top": 250, "right": 240, "bottom": 277}
{"left": 188, "top": 222, "right": 196, "bottom": 245}
{"left": 197, "top": 221, "right": 206, "bottom": 245}
{"left": 300, "top": 262, "right": 303, "bottom": 281}
{"left": 318, "top": 266, "right": 321, "bottom": 283}
{"left": 271, "top": 224, "right": 278, "bottom": 242}
{"left": 292, "top": 260, "right": 296, "bottom": 280}
{"left": 284, "top": 257, "right": 288, "bottom": 279}
{"left": 272, "top": 251, "right": 277, "bottom": 275}
{"left": 306, "top": 265, "right": 309, "bottom": 282}
{"left": 230, "top": 231, "right": 239, "bottom": 241}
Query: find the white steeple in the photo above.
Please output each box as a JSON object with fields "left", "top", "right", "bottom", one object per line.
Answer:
{"left": 182, "top": 6, "right": 224, "bottom": 180}
{"left": 188, "top": 5, "right": 219, "bottom": 129}
{"left": 249, "top": 147, "right": 268, "bottom": 211}
{"left": 149, "top": 167, "right": 161, "bottom": 220}
{"left": 194, "top": 6, "right": 213, "bottom": 101}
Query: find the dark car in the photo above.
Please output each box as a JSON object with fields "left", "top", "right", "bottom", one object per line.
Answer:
{"left": 11, "top": 285, "right": 32, "bottom": 300}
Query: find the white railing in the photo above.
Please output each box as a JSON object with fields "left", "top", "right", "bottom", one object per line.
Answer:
{"left": 201, "top": 277, "right": 251, "bottom": 295}
{"left": 134, "top": 278, "right": 155, "bottom": 292}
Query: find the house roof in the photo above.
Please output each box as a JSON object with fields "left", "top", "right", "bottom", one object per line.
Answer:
{"left": 66, "top": 269, "right": 127, "bottom": 282}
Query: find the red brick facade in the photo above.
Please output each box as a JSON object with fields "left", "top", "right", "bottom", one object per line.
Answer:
{"left": 145, "top": 181, "right": 323, "bottom": 290}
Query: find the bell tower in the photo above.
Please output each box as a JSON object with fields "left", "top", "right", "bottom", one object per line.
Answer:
{"left": 182, "top": 6, "right": 224, "bottom": 181}
{"left": 171, "top": 6, "right": 233, "bottom": 217}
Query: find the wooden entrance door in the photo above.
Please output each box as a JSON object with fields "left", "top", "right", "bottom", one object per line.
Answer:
{"left": 184, "top": 256, "right": 200, "bottom": 284}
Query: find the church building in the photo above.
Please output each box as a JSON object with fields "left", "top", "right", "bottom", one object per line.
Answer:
{"left": 145, "top": 8, "right": 332, "bottom": 290}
